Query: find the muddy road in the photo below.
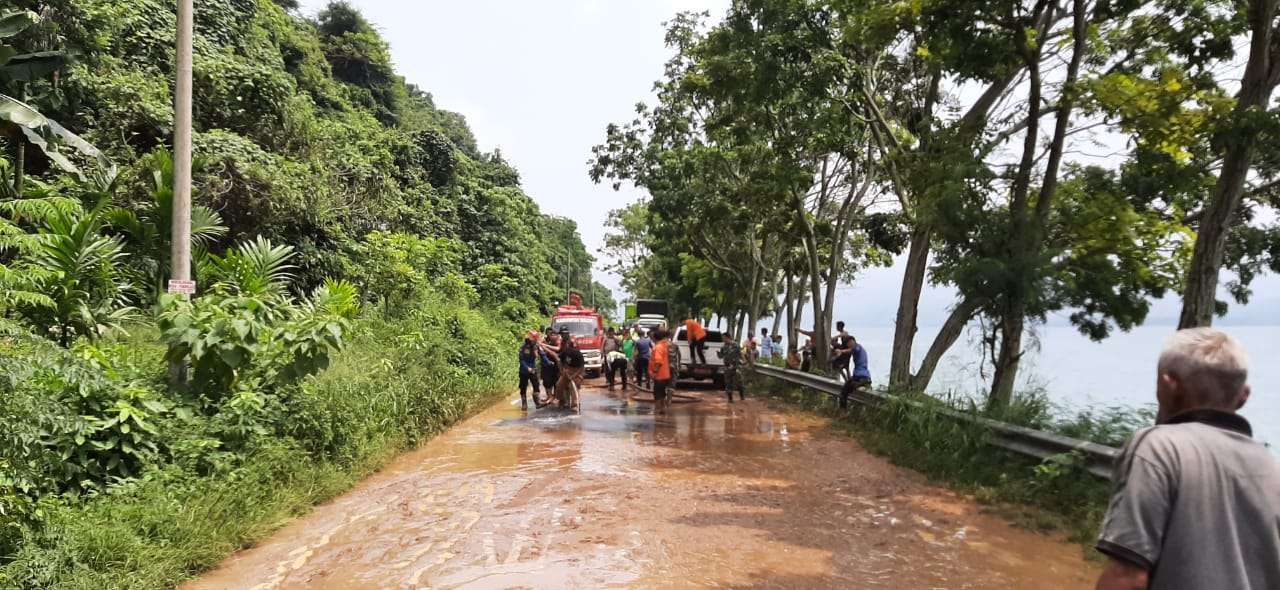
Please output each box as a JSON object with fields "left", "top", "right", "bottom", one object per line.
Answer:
{"left": 187, "top": 382, "right": 1097, "bottom": 589}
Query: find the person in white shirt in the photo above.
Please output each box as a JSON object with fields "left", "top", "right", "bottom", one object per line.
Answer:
{"left": 760, "top": 327, "right": 774, "bottom": 359}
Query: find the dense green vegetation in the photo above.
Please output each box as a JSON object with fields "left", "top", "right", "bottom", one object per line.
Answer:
{"left": 4, "top": 0, "right": 613, "bottom": 318}
{"left": 1, "top": 0, "right": 1276, "bottom": 583}
{"left": 593, "top": 0, "right": 1280, "bottom": 410}
{"left": 0, "top": 293, "right": 511, "bottom": 588}
{"left": 753, "top": 373, "right": 1152, "bottom": 550}
{"left": 0, "top": 1, "right": 613, "bottom": 587}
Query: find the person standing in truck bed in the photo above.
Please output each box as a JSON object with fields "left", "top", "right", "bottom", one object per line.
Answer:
{"left": 684, "top": 314, "right": 707, "bottom": 366}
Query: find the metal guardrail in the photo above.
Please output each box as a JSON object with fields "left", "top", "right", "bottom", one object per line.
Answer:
{"left": 753, "top": 365, "right": 1120, "bottom": 480}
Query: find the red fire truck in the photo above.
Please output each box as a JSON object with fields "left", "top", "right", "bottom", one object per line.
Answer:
{"left": 549, "top": 293, "right": 605, "bottom": 377}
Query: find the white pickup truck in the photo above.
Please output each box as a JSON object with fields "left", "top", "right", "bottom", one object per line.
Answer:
{"left": 672, "top": 326, "right": 726, "bottom": 386}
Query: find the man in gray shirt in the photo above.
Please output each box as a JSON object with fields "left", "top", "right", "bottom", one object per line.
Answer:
{"left": 1095, "top": 328, "right": 1279, "bottom": 590}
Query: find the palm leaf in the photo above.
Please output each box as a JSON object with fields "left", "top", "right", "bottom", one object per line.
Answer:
{"left": 0, "top": 195, "right": 83, "bottom": 223}
{"left": 239, "top": 236, "right": 296, "bottom": 287}
{"left": 307, "top": 278, "right": 361, "bottom": 319}
{"left": 0, "top": 288, "right": 54, "bottom": 309}
{"left": 103, "top": 207, "right": 146, "bottom": 244}
{"left": 0, "top": 263, "right": 53, "bottom": 310}
{"left": 209, "top": 236, "right": 296, "bottom": 296}
{"left": 190, "top": 205, "right": 227, "bottom": 247}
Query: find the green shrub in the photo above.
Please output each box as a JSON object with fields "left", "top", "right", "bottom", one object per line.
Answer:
{"left": 0, "top": 0, "right": 603, "bottom": 583}
{"left": 1051, "top": 404, "right": 1156, "bottom": 448}
{"left": 0, "top": 330, "right": 166, "bottom": 498}
{"left": 753, "top": 374, "right": 1116, "bottom": 547}
{"left": 1, "top": 194, "right": 136, "bottom": 347}
{"left": 345, "top": 230, "right": 464, "bottom": 315}
{"left": 0, "top": 286, "right": 517, "bottom": 588}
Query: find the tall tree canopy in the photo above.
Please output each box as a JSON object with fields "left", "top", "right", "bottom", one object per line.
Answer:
{"left": 593, "top": 0, "right": 1276, "bottom": 409}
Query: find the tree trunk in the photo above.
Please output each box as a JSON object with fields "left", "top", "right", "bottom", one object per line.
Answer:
{"left": 821, "top": 261, "right": 840, "bottom": 336}
{"left": 820, "top": 175, "right": 869, "bottom": 346}
{"left": 822, "top": 204, "right": 854, "bottom": 344}
{"left": 782, "top": 275, "right": 795, "bottom": 350}
{"left": 988, "top": 79, "right": 1041, "bottom": 409}
{"left": 13, "top": 84, "right": 25, "bottom": 194}
{"left": 869, "top": 39, "right": 1021, "bottom": 391}
{"left": 989, "top": 0, "right": 1088, "bottom": 405}
{"left": 13, "top": 137, "right": 24, "bottom": 195}
{"left": 790, "top": 272, "right": 809, "bottom": 346}
{"left": 807, "top": 283, "right": 830, "bottom": 368}
{"left": 988, "top": 312, "right": 1025, "bottom": 413}
{"left": 889, "top": 225, "right": 931, "bottom": 389}
{"left": 910, "top": 298, "right": 978, "bottom": 392}
{"left": 1180, "top": 0, "right": 1279, "bottom": 328}
{"left": 770, "top": 289, "right": 785, "bottom": 346}
{"left": 745, "top": 260, "right": 761, "bottom": 346}
{"left": 793, "top": 194, "right": 830, "bottom": 368}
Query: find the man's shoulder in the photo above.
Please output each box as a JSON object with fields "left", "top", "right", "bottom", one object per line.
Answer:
{"left": 1125, "top": 423, "right": 1203, "bottom": 457}
{"left": 1126, "top": 421, "right": 1275, "bottom": 472}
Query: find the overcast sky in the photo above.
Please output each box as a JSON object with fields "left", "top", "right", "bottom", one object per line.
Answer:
{"left": 297, "top": 0, "right": 1277, "bottom": 327}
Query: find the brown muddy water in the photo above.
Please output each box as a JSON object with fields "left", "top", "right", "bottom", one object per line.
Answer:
{"left": 186, "top": 383, "right": 1097, "bottom": 589}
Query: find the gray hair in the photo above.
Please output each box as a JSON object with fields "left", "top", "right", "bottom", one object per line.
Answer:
{"left": 1158, "top": 328, "right": 1250, "bottom": 405}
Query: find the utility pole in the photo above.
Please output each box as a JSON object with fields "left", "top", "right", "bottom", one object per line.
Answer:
{"left": 170, "top": 0, "right": 194, "bottom": 288}
{"left": 167, "top": 0, "right": 194, "bottom": 390}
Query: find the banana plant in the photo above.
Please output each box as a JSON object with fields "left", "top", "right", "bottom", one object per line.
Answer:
{"left": 1, "top": 10, "right": 111, "bottom": 190}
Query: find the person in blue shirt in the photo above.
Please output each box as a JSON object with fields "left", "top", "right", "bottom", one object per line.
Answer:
{"left": 851, "top": 338, "right": 870, "bottom": 383}
{"left": 839, "top": 337, "right": 872, "bottom": 409}
{"left": 518, "top": 334, "right": 542, "bottom": 410}
{"left": 633, "top": 331, "right": 653, "bottom": 388}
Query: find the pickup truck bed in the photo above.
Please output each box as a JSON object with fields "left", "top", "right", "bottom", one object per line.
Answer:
{"left": 672, "top": 326, "right": 726, "bottom": 384}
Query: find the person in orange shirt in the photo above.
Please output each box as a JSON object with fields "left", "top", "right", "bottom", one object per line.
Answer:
{"left": 649, "top": 328, "right": 673, "bottom": 414}
{"left": 684, "top": 313, "right": 707, "bottom": 366}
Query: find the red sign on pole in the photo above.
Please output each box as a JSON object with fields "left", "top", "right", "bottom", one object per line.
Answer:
{"left": 167, "top": 279, "right": 197, "bottom": 295}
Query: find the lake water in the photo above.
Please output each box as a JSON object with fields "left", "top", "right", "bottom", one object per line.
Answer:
{"left": 833, "top": 325, "right": 1278, "bottom": 450}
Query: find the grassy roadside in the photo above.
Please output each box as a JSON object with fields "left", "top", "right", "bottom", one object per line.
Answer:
{"left": 0, "top": 297, "right": 516, "bottom": 590}
{"left": 750, "top": 374, "right": 1114, "bottom": 554}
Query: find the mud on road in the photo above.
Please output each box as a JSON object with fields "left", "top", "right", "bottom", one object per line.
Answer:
{"left": 187, "top": 382, "right": 1097, "bottom": 589}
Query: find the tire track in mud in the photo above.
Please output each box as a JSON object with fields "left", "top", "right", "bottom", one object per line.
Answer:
{"left": 186, "top": 383, "right": 1098, "bottom": 589}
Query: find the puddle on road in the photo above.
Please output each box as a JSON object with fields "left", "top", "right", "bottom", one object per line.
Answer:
{"left": 186, "top": 384, "right": 1097, "bottom": 589}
